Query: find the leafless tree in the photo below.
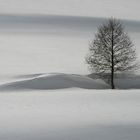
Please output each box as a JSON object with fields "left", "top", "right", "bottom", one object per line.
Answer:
{"left": 86, "top": 18, "right": 138, "bottom": 89}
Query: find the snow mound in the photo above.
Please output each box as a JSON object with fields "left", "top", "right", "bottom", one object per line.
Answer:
{"left": 0, "top": 73, "right": 109, "bottom": 91}
{"left": 88, "top": 73, "right": 140, "bottom": 89}
{"left": 115, "top": 78, "right": 140, "bottom": 89}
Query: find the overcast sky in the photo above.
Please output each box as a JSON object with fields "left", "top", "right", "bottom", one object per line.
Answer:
{"left": 0, "top": 0, "right": 139, "bottom": 20}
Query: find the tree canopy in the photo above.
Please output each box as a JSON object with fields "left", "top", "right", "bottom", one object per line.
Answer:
{"left": 86, "top": 18, "right": 138, "bottom": 89}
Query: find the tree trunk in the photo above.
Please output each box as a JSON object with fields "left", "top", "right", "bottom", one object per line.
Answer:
{"left": 111, "top": 67, "right": 115, "bottom": 89}
{"left": 111, "top": 23, "right": 115, "bottom": 89}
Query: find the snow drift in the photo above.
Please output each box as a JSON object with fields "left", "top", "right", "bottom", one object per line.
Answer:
{"left": 88, "top": 73, "right": 140, "bottom": 89}
{"left": 0, "top": 73, "right": 109, "bottom": 91}
{"left": 1, "top": 73, "right": 140, "bottom": 91}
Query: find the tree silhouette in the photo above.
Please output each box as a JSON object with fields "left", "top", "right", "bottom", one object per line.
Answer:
{"left": 86, "top": 18, "right": 138, "bottom": 89}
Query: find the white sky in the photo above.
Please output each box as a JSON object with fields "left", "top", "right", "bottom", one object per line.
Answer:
{"left": 0, "top": 0, "right": 139, "bottom": 20}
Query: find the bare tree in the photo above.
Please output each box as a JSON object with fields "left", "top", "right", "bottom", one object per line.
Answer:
{"left": 86, "top": 18, "right": 138, "bottom": 89}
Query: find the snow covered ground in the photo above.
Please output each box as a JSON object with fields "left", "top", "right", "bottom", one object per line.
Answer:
{"left": 0, "top": 89, "right": 140, "bottom": 140}
{"left": 0, "top": 3, "right": 140, "bottom": 139}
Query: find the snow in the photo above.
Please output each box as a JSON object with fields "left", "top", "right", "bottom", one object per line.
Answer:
{"left": 0, "top": 73, "right": 109, "bottom": 91}
{"left": 0, "top": 4, "right": 139, "bottom": 140}
{"left": 88, "top": 73, "right": 140, "bottom": 89}
{"left": 1, "top": 73, "right": 140, "bottom": 91}
{"left": 0, "top": 90, "right": 140, "bottom": 140}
